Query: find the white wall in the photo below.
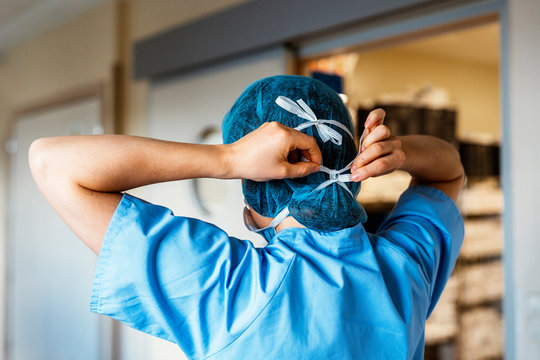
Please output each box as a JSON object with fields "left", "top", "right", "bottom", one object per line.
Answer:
{"left": 505, "top": 0, "right": 540, "bottom": 358}
{"left": 0, "top": 1, "right": 252, "bottom": 359}
{"left": 0, "top": 4, "right": 117, "bottom": 357}
{"left": 125, "top": 0, "right": 252, "bottom": 136}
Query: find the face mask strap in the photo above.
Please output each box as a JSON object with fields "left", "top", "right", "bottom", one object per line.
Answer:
{"left": 268, "top": 206, "right": 290, "bottom": 229}
{"left": 244, "top": 206, "right": 290, "bottom": 234}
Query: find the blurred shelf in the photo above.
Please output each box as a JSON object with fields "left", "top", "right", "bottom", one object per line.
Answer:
{"left": 357, "top": 171, "right": 411, "bottom": 205}
{"left": 461, "top": 217, "right": 503, "bottom": 261}
{"left": 458, "top": 307, "right": 504, "bottom": 360}
{"left": 459, "top": 178, "right": 503, "bottom": 217}
{"left": 458, "top": 261, "right": 504, "bottom": 307}
{"left": 426, "top": 276, "right": 459, "bottom": 345}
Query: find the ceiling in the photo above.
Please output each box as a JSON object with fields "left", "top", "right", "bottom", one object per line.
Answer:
{"left": 0, "top": 0, "right": 105, "bottom": 55}
{"left": 0, "top": 1, "right": 500, "bottom": 66}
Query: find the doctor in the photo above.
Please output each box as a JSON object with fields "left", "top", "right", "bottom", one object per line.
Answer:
{"left": 30, "top": 75, "right": 464, "bottom": 359}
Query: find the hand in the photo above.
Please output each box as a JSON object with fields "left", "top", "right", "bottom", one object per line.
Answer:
{"left": 226, "top": 122, "right": 322, "bottom": 181}
{"left": 350, "top": 109, "right": 405, "bottom": 182}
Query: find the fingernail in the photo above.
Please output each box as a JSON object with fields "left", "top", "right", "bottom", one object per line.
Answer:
{"left": 351, "top": 173, "right": 359, "bottom": 181}
{"left": 361, "top": 146, "right": 366, "bottom": 152}
{"left": 351, "top": 165, "right": 357, "bottom": 172}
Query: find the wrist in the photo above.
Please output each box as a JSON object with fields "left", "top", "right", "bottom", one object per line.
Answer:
{"left": 215, "top": 144, "right": 237, "bottom": 179}
{"left": 396, "top": 136, "right": 414, "bottom": 174}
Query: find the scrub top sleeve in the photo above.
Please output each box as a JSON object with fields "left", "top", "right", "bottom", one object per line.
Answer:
{"left": 89, "top": 194, "right": 268, "bottom": 359}
{"left": 376, "top": 185, "right": 464, "bottom": 315}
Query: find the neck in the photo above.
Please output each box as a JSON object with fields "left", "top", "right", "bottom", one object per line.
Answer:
{"left": 275, "top": 216, "right": 306, "bottom": 233}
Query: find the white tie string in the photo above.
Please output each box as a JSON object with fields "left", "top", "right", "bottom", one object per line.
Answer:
{"left": 306, "top": 126, "right": 369, "bottom": 198}
{"left": 315, "top": 165, "right": 354, "bottom": 198}
{"left": 275, "top": 96, "right": 354, "bottom": 146}
{"left": 275, "top": 95, "right": 370, "bottom": 200}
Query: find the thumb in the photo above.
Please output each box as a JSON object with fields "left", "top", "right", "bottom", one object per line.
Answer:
{"left": 284, "top": 161, "right": 320, "bottom": 179}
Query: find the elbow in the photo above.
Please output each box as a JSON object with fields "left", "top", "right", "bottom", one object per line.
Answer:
{"left": 448, "top": 148, "right": 466, "bottom": 193}
{"left": 454, "top": 147, "right": 466, "bottom": 182}
{"left": 442, "top": 139, "right": 465, "bottom": 182}
{"left": 28, "top": 138, "right": 54, "bottom": 184}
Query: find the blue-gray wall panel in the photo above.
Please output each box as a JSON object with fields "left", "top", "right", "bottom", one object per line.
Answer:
{"left": 134, "top": 0, "right": 464, "bottom": 79}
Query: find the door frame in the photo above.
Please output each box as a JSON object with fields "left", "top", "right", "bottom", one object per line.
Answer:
{"left": 11, "top": 82, "right": 113, "bottom": 132}
{"left": 293, "top": 0, "right": 515, "bottom": 357}
{"left": 4, "top": 82, "right": 116, "bottom": 360}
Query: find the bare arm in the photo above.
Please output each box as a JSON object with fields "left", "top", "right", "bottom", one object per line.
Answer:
{"left": 399, "top": 135, "right": 465, "bottom": 201}
{"left": 351, "top": 109, "right": 465, "bottom": 202}
{"left": 29, "top": 122, "right": 321, "bottom": 254}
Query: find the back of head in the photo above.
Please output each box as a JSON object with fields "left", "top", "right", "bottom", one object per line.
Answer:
{"left": 222, "top": 75, "right": 367, "bottom": 231}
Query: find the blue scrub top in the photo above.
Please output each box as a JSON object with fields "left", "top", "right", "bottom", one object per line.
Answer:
{"left": 90, "top": 185, "right": 463, "bottom": 359}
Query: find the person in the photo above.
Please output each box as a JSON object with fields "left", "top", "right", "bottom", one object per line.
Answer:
{"left": 29, "top": 75, "right": 465, "bottom": 359}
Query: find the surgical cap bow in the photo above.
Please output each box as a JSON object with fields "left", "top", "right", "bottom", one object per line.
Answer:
{"left": 275, "top": 96, "right": 354, "bottom": 146}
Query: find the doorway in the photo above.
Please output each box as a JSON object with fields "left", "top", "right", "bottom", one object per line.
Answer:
{"left": 6, "top": 94, "right": 111, "bottom": 360}
{"left": 297, "top": 21, "right": 503, "bottom": 360}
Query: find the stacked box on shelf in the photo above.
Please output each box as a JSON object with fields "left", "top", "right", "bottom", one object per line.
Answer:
{"left": 459, "top": 178, "right": 503, "bottom": 217}
{"left": 422, "top": 108, "right": 457, "bottom": 146}
{"left": 426, "top": 276, "right": 459, "bottom": 345}
{"left": 459, "top": 216, "right": 504, "bottom": 307}
{"left": 458, "top": 261, "right": 504, "bottom": 306}
{"left": 460, "top": 141, "right": 500, "bottom": 178}
{"left": 461, "top": 217, "right": 503, "bottom": 260}
{"left": 458, "top": 307, "right": 504, "bottom": 360}
{"left": 378, "top": 104, "right": 423, "bottom": 136}
{"left": 357, "top": 105, "right": 456, "bottom": 144}
{"left": 457, "top": 179, "right": 504, "bottom": 359}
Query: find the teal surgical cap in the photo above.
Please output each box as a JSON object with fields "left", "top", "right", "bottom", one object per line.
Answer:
{"left": 222, "top": 75, "right": 367, "bottom": 231}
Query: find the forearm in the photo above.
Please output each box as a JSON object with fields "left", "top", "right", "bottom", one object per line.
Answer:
{"left": 29, "top": 125, "right": 321, "bottom": 254}
{"left": 398, "top": 135, "right": 464, "bottom": 184}
{"left": 29, "top": 135, "right": 231, "bottom": 193}
{"left": 29, "top": 135, "right": 233, "bottom": 254}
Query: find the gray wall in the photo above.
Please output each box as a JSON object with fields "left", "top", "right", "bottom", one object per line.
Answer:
{"left": 134, "top": 0, "right": 463, "bottom": 79}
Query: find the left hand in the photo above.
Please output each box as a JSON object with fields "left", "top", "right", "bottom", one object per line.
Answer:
{"left": 350, "top": 109, "right": 405, "bottom": 182}
{"left": 226, "top": 122, "right": 322, "bottom": 181}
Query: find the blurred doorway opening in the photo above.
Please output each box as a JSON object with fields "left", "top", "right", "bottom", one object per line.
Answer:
{"left": 296, "top": 19, "right": 503, "bottom": 360}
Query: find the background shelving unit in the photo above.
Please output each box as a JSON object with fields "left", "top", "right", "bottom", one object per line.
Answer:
{"left": 303, "top": 27, "right": 502, "bottom": 356}
{"left": 354, "top": 103, "right": 503, "bottom": 360}
{"left": 455, "top": 179, "right": 504, "bottom": 360}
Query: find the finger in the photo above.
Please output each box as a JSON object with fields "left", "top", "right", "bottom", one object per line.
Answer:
{"left": 351, "top": 141, "right": 394, "bottom": 170}
{"left": 361, "top": 125, "right": 391, "bottom": 151}
{"left": 350, "top": 154, "right": 401, "bottom": 182}
{"left": 290, "top": 130, "right": 322, "bottom": 165}
{"left": 283, "top": 161, "right": 320, "bottom": 179}
{"left": 364, "top": 108, "right": 386, "bottom": 129}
